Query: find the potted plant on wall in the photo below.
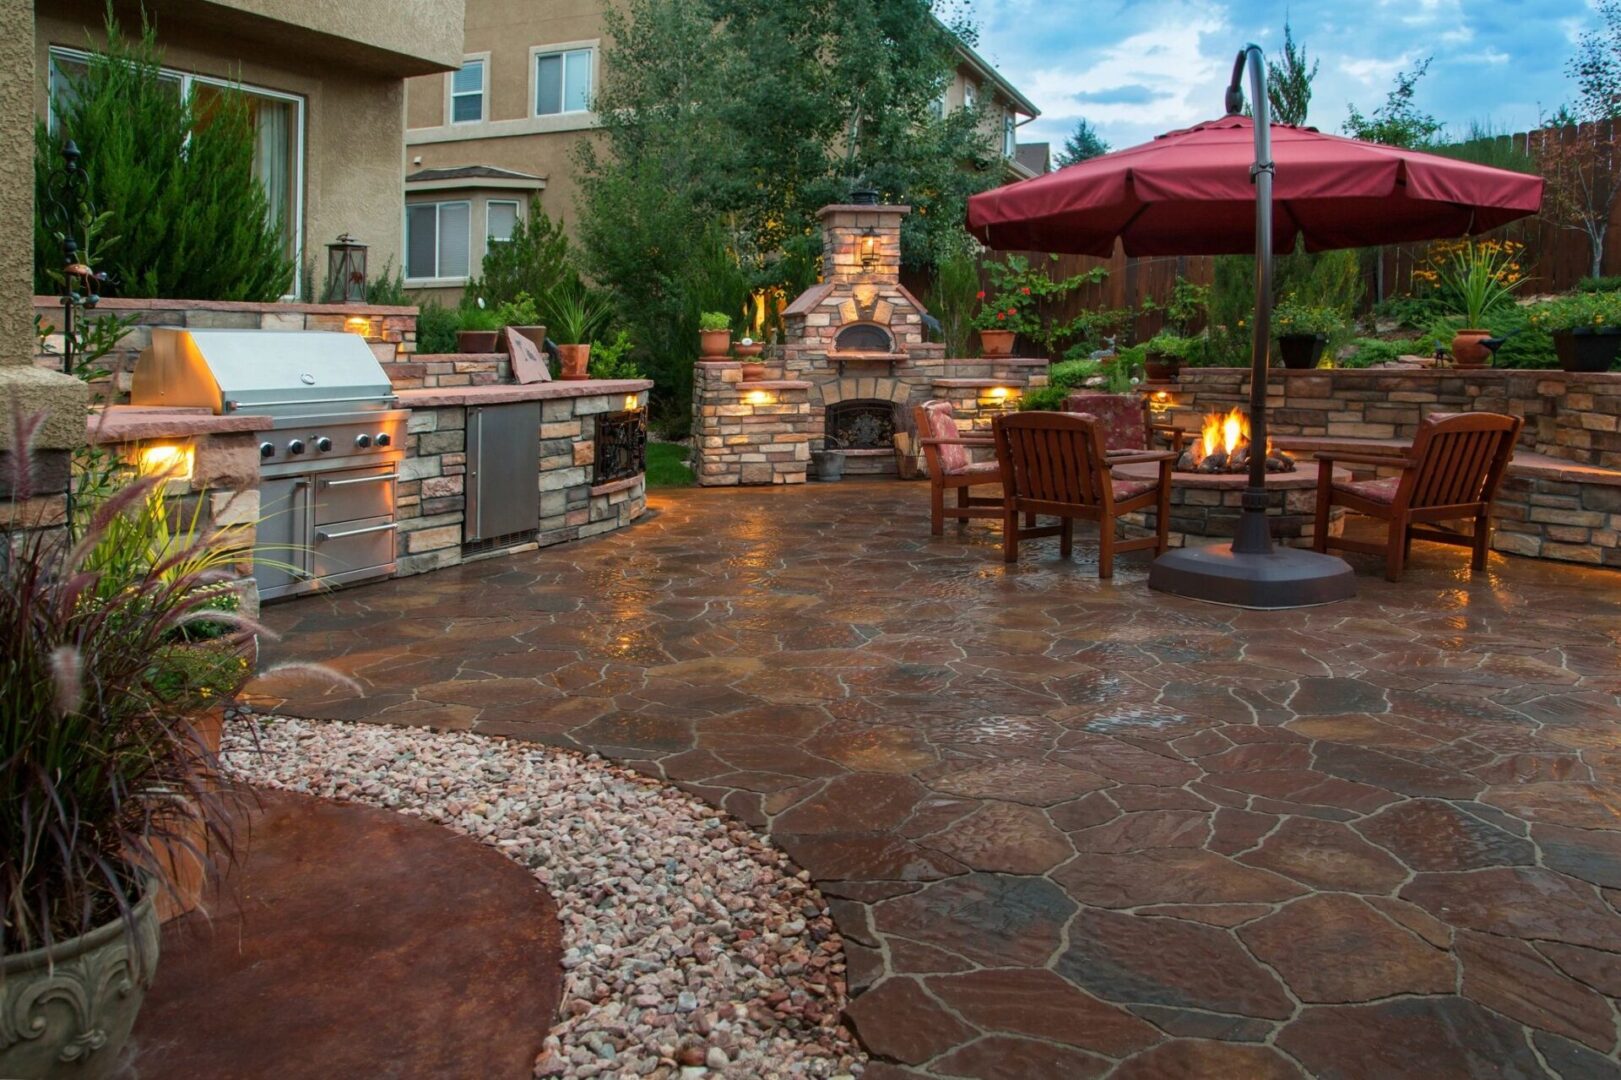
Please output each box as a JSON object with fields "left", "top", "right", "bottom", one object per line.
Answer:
{"left": 1433, "top": 239, "right": 1526, "bottom": 368}
{"left": 970, "top": 255, "right": 1104, "bottom": 358}
{"left": 1529, "top": 292, "right": 1621, "bottom": 372}
{"left": 493, "top": 293, "right": 547, "bottom": 353}
{"left": 455, "top": 300, "right": 504, "bottom": 353}
{"left": 1272, "top": 295, "right": 1344, "bottom": 369}
{"left": 547, "top": 280, "right": 614, "bottom": 380}
{"left": 698, "top": 312, "right": 733, "bottom": 359}
{"left": 0, "top": 453, "right": 267, "bottom": 1079}
{"left": 1142, "top": 330, "right": 1193, "bottom": 382}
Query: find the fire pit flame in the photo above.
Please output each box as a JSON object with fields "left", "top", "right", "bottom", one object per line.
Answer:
{"left": 1178, "top": 407, "right": 1296, "bottom": 473}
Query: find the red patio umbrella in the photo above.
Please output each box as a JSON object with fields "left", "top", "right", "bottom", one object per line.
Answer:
{"left": 965, "top": 46, "right": 1544, "bottom": 609}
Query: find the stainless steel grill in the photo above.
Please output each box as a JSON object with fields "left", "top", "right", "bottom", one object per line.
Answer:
{"left": 131, "top": 328, "right": 406, "bottom": 601}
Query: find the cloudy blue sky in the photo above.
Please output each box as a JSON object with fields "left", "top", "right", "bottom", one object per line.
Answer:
{"left": 973, "top": 0, "right": 1596, "bottom": 153}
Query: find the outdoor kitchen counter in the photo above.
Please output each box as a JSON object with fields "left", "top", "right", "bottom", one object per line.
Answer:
{"left": 395, "top": 379, "right": 653, "bottom": 409}
{"left": 88, "top": 405, "right": 273, "bottom": 444}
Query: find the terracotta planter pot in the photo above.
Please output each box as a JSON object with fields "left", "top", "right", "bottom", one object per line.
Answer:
{"left": 1143, "top": 351, "right": 1181, "bottom": 383}
{"left": 557, "top": 343, "right": 592, "bottom": 380}
{"left": 979, "top": 329, "right": 1016, "bottom": 357}
{"left": 1553, "top": 328, "right": 1621, "bottom": 373}
{"left": 0, "top": 891, "right": 161, "bottom": 1080}
{"left": 699, "top": 329, "right": 732, "bottom": 359}
{"left": 734, "top": 341, "right": 765, "bottom": 359}
{"left": 1450, "top": 328, "right": 1492, "bottom": 368}
{"left": 1276, "top": 333, "right": 1328, "bottom": 370}
{"left": 456, "top": 329, "right": 500, "bottom": 353}
{"left": 740, "top": 363, "right": 767, "bottom": 381}
{"left": 507, "top": 324, "right": 548, "bottom": 352}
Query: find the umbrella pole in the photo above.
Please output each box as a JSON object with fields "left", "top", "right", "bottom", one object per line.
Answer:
{"left": 1147, "top": 45, "right": 1357, "bottom": 608}
{"left": 1235, "top": 43, "right": 1275, "bottom": 557}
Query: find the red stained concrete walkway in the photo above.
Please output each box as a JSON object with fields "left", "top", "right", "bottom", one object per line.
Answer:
{"left": 255, "top": 480, "right": 1621, "bottom": 1079}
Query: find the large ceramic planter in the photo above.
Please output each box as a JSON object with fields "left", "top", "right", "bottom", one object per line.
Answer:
{"left": 1277, "top": 333, "right": 1327, "bottom": 370}
{"left": 1143, "top": 351, "right": 1180, "bottom": 383}
{"left": 456, "top": 330, "right": 499, "bottom": 353}
{"left": 556, "top": 343, "right": 592, "bottom": 381}
{"left": 1553, "top": 328, "right": 1621, "bottom": 373}
{"left": 978, "top": 329, "right": 1015, "bottom": 357}
{"left": 698, "top": 329, "right": 732, "bottom": 359}
{"left": 1451, "top": 328, "right": 1492, "bottom": 369}
{"left": 1, "top": 892, "right": 160, "bottom": 1080}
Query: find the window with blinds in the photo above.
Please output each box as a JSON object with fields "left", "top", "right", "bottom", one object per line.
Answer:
{"left": 451, "top": 59, "right": 484, "bottom": 124}
{"left": 405, "top": 201, "right": 471, "bottom": 281}
{"left": 535, "top": 48, "right": 592, "bottom": 116}
{"left": 486, "top": 201, "right": 519, "bottom": 249}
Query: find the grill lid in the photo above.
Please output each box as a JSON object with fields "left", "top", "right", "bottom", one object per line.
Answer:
{"left": 131, "top": 328, "right": 395, "bottom": 416}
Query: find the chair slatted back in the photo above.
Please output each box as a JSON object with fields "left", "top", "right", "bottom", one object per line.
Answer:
{"left": 994, "top": 411, "right": 1113, "bottom": 507}
{"left": 1401, "top": 412, "right": 1523, "bottom": 511}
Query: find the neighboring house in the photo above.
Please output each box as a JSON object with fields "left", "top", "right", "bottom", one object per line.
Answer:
{"left": 35, "top": 0, "right": 464, "bottom": 298}
{"left": 402, "top": 1, "right": 1041, "bottom": 302}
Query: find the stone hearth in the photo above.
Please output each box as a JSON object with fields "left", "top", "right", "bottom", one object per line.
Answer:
{"left": 692, "top": 203, "right": 1049, "bottom": 485}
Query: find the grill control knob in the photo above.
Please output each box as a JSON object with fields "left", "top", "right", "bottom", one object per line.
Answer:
{"left": 315, "top": 437, "right": 333, "bottom": 453}
{"left": 374, "top": 432, "right": 392, "bottom": 448}
{"left": 354, "top": 433, "right": 373, "bottom": 449}
{"left": 259, "top": 441, "right": 275, "bottom": 459}
{"left": 288, "top": 439, "right": 306, "bottom": 455}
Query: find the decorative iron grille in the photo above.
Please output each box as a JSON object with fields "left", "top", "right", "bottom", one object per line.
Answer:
{"left": 833, "top": 323, "right": 894, "bottom": 352}
{"left": 826, "top": 400, "right": 897, "bottom": 450}
{"left": 594, "top": 410, "right": 647, "bottom": 483}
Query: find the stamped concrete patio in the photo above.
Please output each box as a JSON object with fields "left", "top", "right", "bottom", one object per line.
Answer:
{"left": 254, "top": 480, "right": 1621, "bottom": 1079}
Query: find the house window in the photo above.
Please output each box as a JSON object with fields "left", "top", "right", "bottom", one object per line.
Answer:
{"left": 405, "top": 201, "right": 471, "bottom": 281}
{"left": 1004, "top": 113, "right": 1017, "bottom": 157}
{"left": 486, "top": 200, "right": 519, "bottom": 250}
{"left": 535, "top": 48, "right": 592, "bottom": 115}
{"left": 451, "top": 59, "right": 485, "bottom": 124}
{"left": 46, "top": 46, "right": 305, "bottom": 295}
{"left": 930, "top": 88, "right": 947, "bottom": 120}
{"left": 964, "top": 83, "right": 977, "bottom": 111}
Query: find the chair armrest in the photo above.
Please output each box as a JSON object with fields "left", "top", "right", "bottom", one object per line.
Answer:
{"left": 1313, "top": 450, "right": 1414, "bottom": 469}
{"left": 921, "top": 436, "right": 993, "bottom": 446}
{"left": 1108, "top": 451, "right": 1178, "bottom": 465}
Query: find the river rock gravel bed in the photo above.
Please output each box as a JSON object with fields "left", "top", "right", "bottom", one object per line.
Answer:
{"left": 222, "top": 716, "right": 866, "bottom": 1080}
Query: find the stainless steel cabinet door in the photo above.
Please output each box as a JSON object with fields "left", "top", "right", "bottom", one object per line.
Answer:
{"left": 465, "top": 402, "right": 541, "bottom": 542}
{"left": 256, "top": 475, "right": 311, "bottom": 600}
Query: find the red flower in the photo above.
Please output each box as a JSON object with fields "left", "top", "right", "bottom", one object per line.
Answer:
{"left": 996, "top": 312, "right": 1006, "bottom": 321}
{"left": 1020, "top": 286, "right": 1031, "bottom": 295}
{"left": 975, "top": 291, "right": 986, "bottom": 300}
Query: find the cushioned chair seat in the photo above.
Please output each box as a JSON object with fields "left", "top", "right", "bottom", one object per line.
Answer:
{"left": 947, "top": 460, "right": 1003, "bottom": 479}
{"left": 1335, "top": 476, "right": 1401, "bottom": 504}
{"left": 1111, "top": 478, "right": 1160, "bottom": 502}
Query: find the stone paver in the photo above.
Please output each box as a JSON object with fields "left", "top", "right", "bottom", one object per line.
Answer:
{"left": 254, "top": 481, "right": 1621, "bottom": 1078}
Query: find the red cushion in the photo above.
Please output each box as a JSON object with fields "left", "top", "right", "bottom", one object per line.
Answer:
{"left": 1064, "top": 393, "right": 1146, "bottom": 452}
{"left": 1335, "top": 476, "right": 1401, "bottom": 504}
{"left": 922, "top": 401, "right": 970, "bottom": 475}
{"left": 1111, "top": 478, "right": 1159, "bottom": 502}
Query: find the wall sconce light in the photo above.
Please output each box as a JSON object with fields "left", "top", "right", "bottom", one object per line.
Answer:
{"left": 344, "top": 315, "right": 378, "bottom": 340}
{"left": 858, "top": 229, "right": 880, "bottom": 273}
{"left": 988, "top": 386, "right": 1012, "bottom": 401}
{"left": 746, "top": 390, "right": 776, "bottom": 406}
{"left": 624, "top": 394, "right": 641, "bottom": 412}
{"left": 136, "top": 442, "right": 194, "bottom": 482}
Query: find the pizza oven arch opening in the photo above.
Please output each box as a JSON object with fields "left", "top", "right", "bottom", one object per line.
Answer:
{"left": 833, "top": 321, "right": 894, "bottom": 354}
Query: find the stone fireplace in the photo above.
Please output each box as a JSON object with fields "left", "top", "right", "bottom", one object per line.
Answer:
{"left": 691, "top": 202, "right": 1051, "bottom": 485}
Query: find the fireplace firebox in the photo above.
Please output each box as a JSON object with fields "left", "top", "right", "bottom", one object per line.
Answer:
{"left": 825, "top": 400, "right": 898, "bottom": 450}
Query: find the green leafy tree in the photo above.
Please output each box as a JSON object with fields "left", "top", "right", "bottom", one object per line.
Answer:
{"left": 468, "top": 197, "right": 576, "bottom": 308}
{"left": 1343, "top": 58, "right": 1442, "bottom": 148}
{"left": 35, "top": 12, "right": 293, "bottom": 301}
{"left": 1054, "top": 119, "right": 1109, "bottom": 167}
{"left": 1266, "top": 21, "right": 1317, "bottom": 127}
{"left": 1547, "top": 1, "right": 1621, "bottom": 278}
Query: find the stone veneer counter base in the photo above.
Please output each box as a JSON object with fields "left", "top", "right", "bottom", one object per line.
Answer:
{"left": 395, "top": 378, "right": 652, "bottom": 408}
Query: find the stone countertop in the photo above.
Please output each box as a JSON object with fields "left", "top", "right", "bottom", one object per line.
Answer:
{"left": 89, "top": 406, "right": 273, "bottom": 444}
{"left": 395, "top": 380, "right": 654, "bottom": 408}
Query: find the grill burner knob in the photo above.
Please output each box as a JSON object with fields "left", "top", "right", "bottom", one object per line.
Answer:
{"left": 354, "top": 433, "right": 372, "bottom": 449}
{"left": 375, "top": 432, "right": 392, "bottom": 447}
{"left": 259, "top": 441, "right": 275, "bottom": 459}
{"left": 288, "top": 439, "right": 306, "bottom": 455}
{"left": 315, "top": 437, "right": 333, "bottom": 452}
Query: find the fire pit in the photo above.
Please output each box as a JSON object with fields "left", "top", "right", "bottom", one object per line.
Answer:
{"left": 1176, "top": 407, "right": 1296, "bottom": 474}
{"left": 1114, "top": 455, "right": 1347, "bottom": 545}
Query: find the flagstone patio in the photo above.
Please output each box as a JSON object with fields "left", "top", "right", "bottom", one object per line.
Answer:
{"left": 253, "top": 480, "right": 1621, "bottom": 1079}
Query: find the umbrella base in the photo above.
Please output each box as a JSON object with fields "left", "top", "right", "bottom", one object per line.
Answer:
{"left": 1149, "top": 542, "right": 1357, "bottom": 610}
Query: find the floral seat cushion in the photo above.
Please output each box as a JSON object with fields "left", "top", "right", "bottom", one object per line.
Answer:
{"left": 922, "top": 401, "right": 973, "bottom": 475}
{"left": 1111, "top": 477, "right": 1160, "bottom": 502}
{"left": 1335, "top": 476, "right": 1402, "bottom": 504}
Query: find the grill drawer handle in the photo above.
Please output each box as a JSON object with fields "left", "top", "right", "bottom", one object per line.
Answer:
{"left": 316, "top": 522, "right": 398, "bottom": 542}
{"left": 225, "top": 395, "right": 396, "bottom": 411}
{"left": 321, "top": 473, "right": 398, "bottom": 488}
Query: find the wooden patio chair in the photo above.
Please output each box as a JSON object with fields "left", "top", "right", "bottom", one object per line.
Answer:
{"left": 1063, "top": 391, "right": 1186, "bottom": 456}
{"left": 992, "top": 410, "right": 1175, "bottom": 577}
{"left": 915, "top": 400, "right": 1004, "bottom": 535}
{"left": 1312, "top": 411, "right": 1523, "bottom": 582}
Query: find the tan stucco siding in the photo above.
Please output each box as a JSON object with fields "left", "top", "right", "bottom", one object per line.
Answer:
{"left": 37, "top": 1, "right": 412, "bottom": 289}
{"left": 195, "top": 0, "right": 464, "bottom": 74}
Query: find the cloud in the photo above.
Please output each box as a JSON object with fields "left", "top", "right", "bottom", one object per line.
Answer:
{"left": 1073, "top": 85, "right": 1165, "bottom": 106}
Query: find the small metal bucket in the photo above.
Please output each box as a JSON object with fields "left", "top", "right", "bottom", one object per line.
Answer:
{"left": 811, "top": 437, "right": 846, "bottom": 481}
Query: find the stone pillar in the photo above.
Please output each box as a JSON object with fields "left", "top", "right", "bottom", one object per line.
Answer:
{"left": 0, "top": 0, "right": 88, "bottom": 537}
{"left": 818, "top": 204, "right": 908, "bottom": 284}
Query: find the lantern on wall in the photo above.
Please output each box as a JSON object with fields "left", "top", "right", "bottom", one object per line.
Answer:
{"left": 858, "top": 228, "right": 881, "bottom": 273}
{"left": 323, "top": 234, "right": 368, "bottom": 303}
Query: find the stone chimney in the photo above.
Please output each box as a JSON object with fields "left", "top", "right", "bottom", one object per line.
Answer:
{"left": 818, "top": 204, "right": 908, "bottom": 285}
